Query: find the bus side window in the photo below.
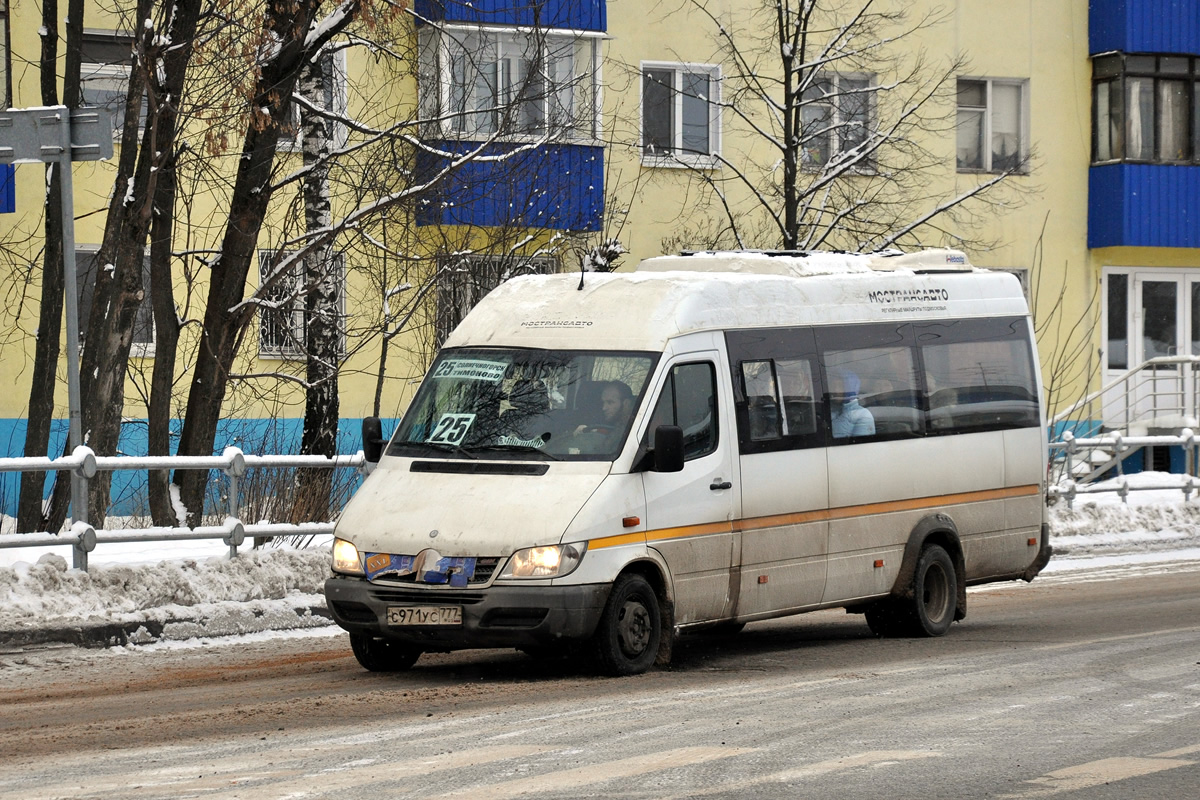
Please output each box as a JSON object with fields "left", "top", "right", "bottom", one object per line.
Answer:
{"left": 776, "top": 358, "right": 817, "bottom": 436}
{"left": 741, "top": 360, "right": 781, "bottom": 440}
{"left": 922, "top": 335, "right": 1039, "bottom": 433}
{"left": 822, "top": 345, "right": 922, "bottom": 440}
{"left": 648, "top": 362, "right": 718, "bottom": 460}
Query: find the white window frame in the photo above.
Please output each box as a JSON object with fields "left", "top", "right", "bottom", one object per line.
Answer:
{"left": 76, "top": 246, "right": 155, "bottom": 357}
{"left": 80, "top": 30, "right": 147, "bottom": 135}
{"left": 258, "top": 250, "right": 346, "bottom": 360}
{"left": 420, "top": 23, "right": 603, "bottom": 142}
{"left": 956, "top": 77, "right": 1029, "bottom": 174}
{"left": 800, "top": 72, "right": 875, "bottom": 172}
{"left": 639, "top": 61, "right": 722, "bottom": 169}
{"left": 280, "top": 48, "right": 349, "bottom": 152}
{"left": 1, "top": 0, "right": 11, "bottom": 108}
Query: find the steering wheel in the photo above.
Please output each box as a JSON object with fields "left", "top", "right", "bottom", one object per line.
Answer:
{"left": 577, "top": 422, "right": 613, "bottom": 436}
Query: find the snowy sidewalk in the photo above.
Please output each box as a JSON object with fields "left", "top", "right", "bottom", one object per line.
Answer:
{"left": 4, "top": 471, "right": 1200, "bottom": 652}
{"left": 0, "top": 544, "right": 336, "bottom": 652}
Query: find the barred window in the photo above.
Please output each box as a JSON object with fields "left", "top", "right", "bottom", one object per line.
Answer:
{"left": 258, "top": 250, "right": 345, "bottom": 359}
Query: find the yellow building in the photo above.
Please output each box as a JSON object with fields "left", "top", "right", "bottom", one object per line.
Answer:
{"left": 2, "top": 0, "right": 1200, "bottom": 517}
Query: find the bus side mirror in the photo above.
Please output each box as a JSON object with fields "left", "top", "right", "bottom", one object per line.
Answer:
{"left": 362, "top": 416, "right": 385, "bottom": 464}
{"left": 653, "top": 425, "right": 684, "bottom": 473}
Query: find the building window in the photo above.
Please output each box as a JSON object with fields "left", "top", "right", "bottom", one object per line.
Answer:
{"left": 957, "top": 78, "right": 1027, "bottom": 173}
{"left": 80, "top": 31, "right": 148, "bottom": 133}
{"left": 76, "top": 249, "right": 154, "bottom": 355}
{"left": 1, "top": 0, "right": 11, "bottom": 108}
{"left": 1092, "top": 53, "right": 1200, "bottom": 164}
{"left": 801, "top": 73, "right": 873, "bottom": 169}
{"left": 641, "top": 63, "right": 721, "bottom": 167}
{"left": 258, "top": 250, "right": 346, "bottom": 359}
{"left": 421, "top": 25, "right": 600, "bottom": 140}
{"left": 436, "top": 254, "right": 557, "bottom": 345}
{"left": 282, "top": 49, "right": 348, "bottom": 152}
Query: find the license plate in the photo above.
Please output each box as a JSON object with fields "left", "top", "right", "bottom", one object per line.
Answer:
{"left": 386, "top": 605, "right": 462, "bottom": 626}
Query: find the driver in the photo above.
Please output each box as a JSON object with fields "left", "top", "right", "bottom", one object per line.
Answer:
{"left": 573, "top": 381, "right": 634, "bottom": 449}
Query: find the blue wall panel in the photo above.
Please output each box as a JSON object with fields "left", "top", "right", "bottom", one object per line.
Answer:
{"left": 0, "top": 165, "right": 13, "bottom": 214}
{"left": 416, "top": 142, "right": 604, "bottom": 231}
{"left": 415, "top": 0, "right": 606, "bottom": 31}
{"left": 1089, "top": 164, "right": 1200, "bottom": 248}
{"left": 1090, "top": 0, "right": 1200, "bottom": 55}
{"left": 0, "top": 417, "right": 398, "bottom": 518}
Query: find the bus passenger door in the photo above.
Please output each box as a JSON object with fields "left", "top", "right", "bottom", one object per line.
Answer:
{"left": 640, "top": 352, "right": 738, "bottom": 625}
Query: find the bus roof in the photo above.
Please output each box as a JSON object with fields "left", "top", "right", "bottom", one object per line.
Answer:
{"left": 443, "top": 251, "right": 1029, "bottom": 352}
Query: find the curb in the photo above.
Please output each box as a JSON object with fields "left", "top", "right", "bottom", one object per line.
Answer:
{"left": 0, "top": 605, "right": 335, "bottom": 652}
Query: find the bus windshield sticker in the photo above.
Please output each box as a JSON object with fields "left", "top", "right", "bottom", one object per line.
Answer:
{"left": 427, "top": 413, "right": 476, "bottom": 445}
{"left": 432, "top": 359, "right": 507, "bottom": 382}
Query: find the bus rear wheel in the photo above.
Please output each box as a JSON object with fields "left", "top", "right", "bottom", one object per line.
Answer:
{"left": 910, "top": 544, "right": 956, "bottom": 636}
{"left": 591, "top": 573, "right": 661, "bottom": 676}
{"left": 866, "top": 543, "right": 957, "bottom": 638}
{"left": 349, "top": 633, "right": 422, "bottom": 672}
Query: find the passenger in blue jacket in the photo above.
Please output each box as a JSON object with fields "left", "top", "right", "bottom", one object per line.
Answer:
{"left": 829, "top": 369, "right": 875, "bottom": 438}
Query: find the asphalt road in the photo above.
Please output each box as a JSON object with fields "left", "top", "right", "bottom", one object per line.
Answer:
{"left": 1, "top": 559, "right": 1198, "bottom": 799}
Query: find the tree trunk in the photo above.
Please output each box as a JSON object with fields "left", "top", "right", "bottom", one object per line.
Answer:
{"left": 296, "top": 52, "right": 339, "bottom": 523}
{"left": 174, "top": 0, "right": 357, "bottom": 525}
{"left": 146, "top": 0, "right": 202, "bottom": 526}
{"left": 20, "top": 0, "right": 83, "bottom": 533}
{"left": 44, "top": 0, "right": 160, "bottom": 531}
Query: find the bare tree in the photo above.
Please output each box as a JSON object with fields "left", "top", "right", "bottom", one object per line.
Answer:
{"left": 15, "top": 0, "right": 84, "bottom": 531}
{"left": 638, "top": 0, "right": 1031, "bottom": 254}
{"left": 16, "top": 0, "right": 605, "bottom": 528}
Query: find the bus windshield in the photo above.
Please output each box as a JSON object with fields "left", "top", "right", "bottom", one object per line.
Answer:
{"left": 389, "top": 348, "right": 659, "bottom": 461}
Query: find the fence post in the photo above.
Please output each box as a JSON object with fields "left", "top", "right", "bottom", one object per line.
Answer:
{"left": 222, "top": 446, "right": 247, "bottom": 559}
{"left": 70, "top": 446, "right": 98, "bottom": 571}
{"left": 1063, "top": 431, "right": 1076, "bottom": 485}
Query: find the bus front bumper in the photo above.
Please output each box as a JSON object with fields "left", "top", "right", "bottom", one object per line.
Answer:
{"left": 324, "top": 575, "right": 611, "bottom": 649}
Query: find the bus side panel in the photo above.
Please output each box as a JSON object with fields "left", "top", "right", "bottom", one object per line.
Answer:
{"left": 961, "top": 427, "right": 1045, "bottom": 581}
{"left": 735, "top": 449, "right": 829, "bottom": 617}
{"left": 823, "top": 434, "right": 1007, "bottom": 605}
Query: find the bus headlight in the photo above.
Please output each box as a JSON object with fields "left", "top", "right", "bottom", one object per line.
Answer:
{"left": 331, "top": 537, "right": 365, "bottom": 575}
{"left": 499, "top": 542, "right": 587, "bottom": 579}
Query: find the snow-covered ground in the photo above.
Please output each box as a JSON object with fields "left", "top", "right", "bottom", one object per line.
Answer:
{"left": 2, "top": 471, "right": 1200, "bottom": 644}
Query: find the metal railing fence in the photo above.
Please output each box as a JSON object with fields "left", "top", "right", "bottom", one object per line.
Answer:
{"left": 0, "top": 446, "right": 365, "bottom": 571}
{"left": 1051, "top": 355, "right": 1200, "bottom": 430}
{"left": 1049, "top": 430, "right": 1200, "bottom": 509}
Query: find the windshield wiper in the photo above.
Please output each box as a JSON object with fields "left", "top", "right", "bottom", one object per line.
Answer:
{"left": 406, "top": 441, "right": 477, "bottom": 459}
{"left": 470, "top": 442, "right": 562, "bottom": 461}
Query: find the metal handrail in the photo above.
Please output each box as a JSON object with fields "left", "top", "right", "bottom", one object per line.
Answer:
{"left": 1049, "top": 430, "right": 1200, "bottom": 509}
{"left": 0, "top": 445, "right": 365, "bottom": 571}
{"left": 1051, "top": 355, "right": 1200, "bottom": 426}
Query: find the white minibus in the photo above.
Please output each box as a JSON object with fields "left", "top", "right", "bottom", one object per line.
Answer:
{"left": 325, "top": 249, "right": 1051, "bottom": 675}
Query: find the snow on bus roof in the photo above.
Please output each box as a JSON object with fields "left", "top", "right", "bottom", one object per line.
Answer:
{"left": 443, "top": 251, "right": 1020, "bottom": 352}
{"left": 637, "top": 248, "right": 974, "bottom": 276}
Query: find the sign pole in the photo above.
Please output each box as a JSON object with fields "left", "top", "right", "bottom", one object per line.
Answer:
{"left": 0, "top": 107, "right": 111, "bottom": 569}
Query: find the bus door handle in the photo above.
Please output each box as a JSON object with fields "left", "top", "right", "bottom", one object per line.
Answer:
{"left": 710, "top": 478, "right": 732, "bottom": 491}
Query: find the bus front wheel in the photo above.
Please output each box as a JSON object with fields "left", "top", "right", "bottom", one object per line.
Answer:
{"left": 349, "top": 633, "right": 422, "bottom": 672}
{"left": 592, "top": 573, "right": 661, "bottom": 676}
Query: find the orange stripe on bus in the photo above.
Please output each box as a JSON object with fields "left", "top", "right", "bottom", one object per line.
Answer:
{"left": 589, "top": 483, "right": 1040, "bottom": 549}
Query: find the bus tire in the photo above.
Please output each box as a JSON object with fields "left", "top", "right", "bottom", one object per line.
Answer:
{"left": 907, "top": 544, "right": 957, "bottom": 637}
{"left": 349, "top": 633, "right": 422, "bottom": 672}
{"left": 592, "top": 573, "right": 661, "bottom": 676}
{"left": 866, "top": 544, "right": 957, "bottom": 638}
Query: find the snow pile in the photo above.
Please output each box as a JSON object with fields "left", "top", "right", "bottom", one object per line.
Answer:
{"left": 1048, "top": 470, "right": 1200, "bottom": 557}
{"left": 0, "top": 546, "right": 331, "bottom": 634}
{"left": 2, "top": 471, "right": 1200, "bottom": 644}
